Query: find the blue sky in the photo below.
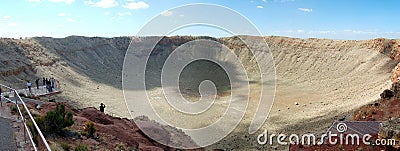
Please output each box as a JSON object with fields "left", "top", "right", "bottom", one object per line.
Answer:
{"left": 0, "top": 0, "right": 399, "bottom": 39}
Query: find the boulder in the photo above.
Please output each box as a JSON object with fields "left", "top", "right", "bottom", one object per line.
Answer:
{"left": 380, "top": 89, "right": 394, "bottom": 99}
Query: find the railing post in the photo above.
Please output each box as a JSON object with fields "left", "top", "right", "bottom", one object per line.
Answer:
{"left": 23, "top": 119, "right": 26, "bottom": 143}
{"left": 1, "top": 87, "right": 2, "bottom": 107}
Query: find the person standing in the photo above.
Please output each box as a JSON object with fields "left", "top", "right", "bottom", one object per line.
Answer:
{"left": 35, "top": 78, "right": 39, "bottom": 89}
{"left": 99, "top": 103, "right": 106, "bottom": 113}
{"left": 27, "top": 80, "right": 32, "bottom": 94}
{"left": 42, "top": 77, "right": 46, "bottom": 86}
{"left": 46, "top": 79, "right": 52, "bottom": 92}
{"left": 50, "top": 77, "right": 55, "bottom": 89}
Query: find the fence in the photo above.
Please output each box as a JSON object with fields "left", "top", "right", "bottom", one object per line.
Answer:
{"left": 0, "top": 83, "right": 51, "bottom": 151}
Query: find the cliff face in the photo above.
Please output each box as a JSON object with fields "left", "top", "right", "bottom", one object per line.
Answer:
{"left": 32, "top": 36, "right": 131, "bottom": 88}
{"left": 23, "top": 101, "right": 198, "bottom": 150}
{"left": 0, "top": 36, "right": 130, "bottom": 87}
{"left": 2, "top": 36, "right": 398, "bottom": 87}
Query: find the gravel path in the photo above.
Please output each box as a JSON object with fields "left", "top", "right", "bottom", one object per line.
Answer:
{"left": 0, "top": 117, "right": 17, "bottom": 151}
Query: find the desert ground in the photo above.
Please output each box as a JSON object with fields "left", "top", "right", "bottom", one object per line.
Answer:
{"left": 0, "top": 36, "right": 398, "bottom": 150}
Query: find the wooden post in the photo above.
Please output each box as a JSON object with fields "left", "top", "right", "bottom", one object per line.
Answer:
{"left": 23, "top": 120, "right": 26, "bottom": 143}
{"left": 9, "top": 85, "right": 12, "bottom": 97}
{"left": 1, "top": 87, "right": 2, "bottom": 107}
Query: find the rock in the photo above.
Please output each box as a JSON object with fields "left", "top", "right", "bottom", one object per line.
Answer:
{"left": 379, "top": 118, "right": 400, "bottom": 148}
{"left": 380, "top": 89, "right": 394, "bottom": 99}
{"left": 392, "top": 82, "right": 400, "bottom": 95}
{"left": 295, "top": 102, "right": 299, "bottom": 105}
{"left": 29, "top": 109, "right": 40, "bottom": 116}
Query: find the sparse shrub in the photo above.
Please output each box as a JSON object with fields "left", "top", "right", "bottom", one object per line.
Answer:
{"left": 18, "top": 92, "right": 26, "bottom": 98}
{"left": 114, "top": 143, "right": 126, "bottom": 151}
{"left": 74, "top": 144, "right": 88, "bottom": 151}
{"left": 20, "top": 105, "right": 28, "bottom": 116}
{"left": 43, "top": 103, "right": 74, "bottom": 133}
{"left": 10, "top": 104, "right": 18, "bottom": 114}
{"left": 26, "top": 119, "right": 38, "bottom": 145}
{"left": 60, "top": 142, "right": 71, "bottom": 151}
{"left": 83, "top": 122, "right": 96, "bottom": 137}
{"left": 28, "top": 103, "right": 74, "bottom": 136}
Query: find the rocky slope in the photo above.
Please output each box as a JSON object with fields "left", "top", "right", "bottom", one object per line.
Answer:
{"left": 22, "top": 101, "right": 198, "bottom": 150}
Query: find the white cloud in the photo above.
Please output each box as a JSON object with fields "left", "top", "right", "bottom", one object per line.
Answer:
{"left": 27, "top": 0, "right": 42, "bottom": 2}
{"left": 65, "top": 18, "right": 74, "bottom": 22}
{"left": 117, "top": 12, "right": 131, "bottom": 16}
{"left": 85, "top": 0, "right": 118, "bottom": 8}
{"left": 262, "top": 0, "right": 267, "bottom": 2}
{"left": 58, "top": 24, "right": 64, "bottom": 27}
{"left": 298, "top": 8, "right": 312, "bottom": 12}
{"left": 57, "top": 13, "right": 70, "bottom": 17}
{"left": 122, "top": 1, "right": 149, "bottom": 10}
{"left": 104, "top": 11, "right": 110, "bottom": 15}
{"left": 161, "top": 11, "right": 173, "bottom": 17}
{"left": 3, "top": 16, "right": 11, "bottom": 20}
{"left": 48, "top": 0, "right": 75, "bottom": 4}
{"left": 307, "top": 30, "right": 335, "bottom": 34}
{"left": 343, "top": 30, "right": 377, "bottom": 34}
{"left": 8, "top": 22, "right": 18, "bottom": 27}
{"left": 256, "top": 5, "right": 263, "bottom": 9}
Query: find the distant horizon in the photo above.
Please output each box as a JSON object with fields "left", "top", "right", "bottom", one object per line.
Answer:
{"left": 2, "top": 34, "right": 398, "bottom": 41}
{"left": 0, "top": 0, "right": 399, "bottom": 40}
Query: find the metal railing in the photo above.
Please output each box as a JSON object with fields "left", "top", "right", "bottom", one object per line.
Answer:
{"left": 0, "top": 83, "right": 51, "bottom": 151}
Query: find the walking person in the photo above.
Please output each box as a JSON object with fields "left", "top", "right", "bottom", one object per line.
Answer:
{"left": 46, "top": 79, "right": 52, "bottom": 92}
{"left": 99, "top": 103, "right": 106, "bottom": 113}
{"left": 50, "top": 77, "right": 55, "bottom": 89}
{"left": 27, "top": 80, "right": 32, "bottom": 94}
{"left": 42, "top": 77, "right": 46, "bottom": 86}
{"left": 35, "top": 78, "right": 39, "bottom": 89}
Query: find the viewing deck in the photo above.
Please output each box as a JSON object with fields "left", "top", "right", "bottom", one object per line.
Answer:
{"left": 1, "top": 85, "right": 61, "bottom": 98}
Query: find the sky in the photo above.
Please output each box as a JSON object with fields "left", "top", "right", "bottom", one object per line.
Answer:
{"left": 0, "top": 0, "right": 399, "bottom": 39}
